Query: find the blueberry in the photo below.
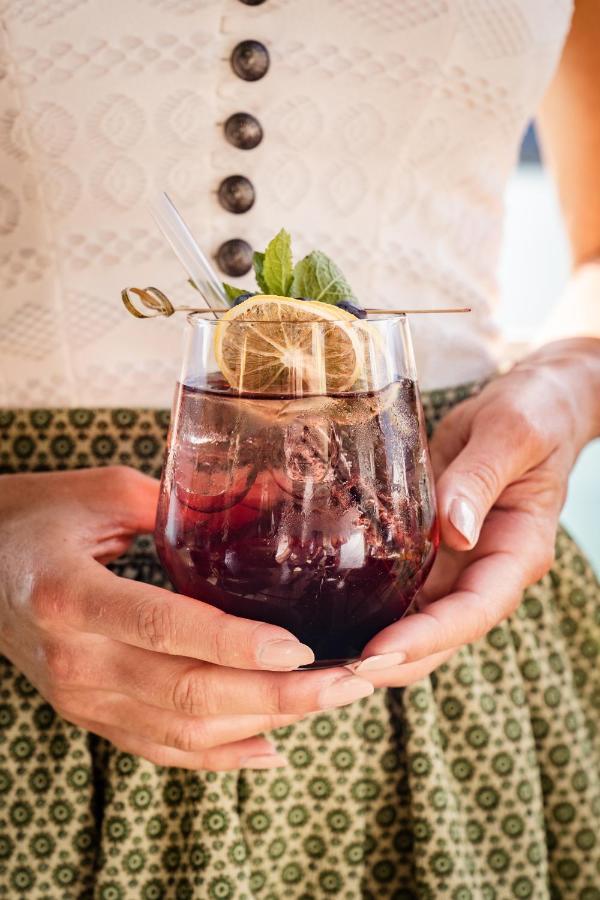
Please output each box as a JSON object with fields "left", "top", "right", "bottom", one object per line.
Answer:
{"left": 336, "top": 299, "right": 367, "bottom": 319}
{"left": 231, "top": 292, "right": 255, "bottom": 306}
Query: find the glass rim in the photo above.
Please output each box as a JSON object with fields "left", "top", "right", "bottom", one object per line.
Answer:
{"left": 185, "top": 309, "right": 406, "bottom": 327}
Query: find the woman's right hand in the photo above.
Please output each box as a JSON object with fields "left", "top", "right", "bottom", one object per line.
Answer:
{"left": 0, "top": 467, "right": 374, "bottom": 770}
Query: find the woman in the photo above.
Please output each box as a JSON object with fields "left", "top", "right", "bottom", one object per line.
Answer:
{"left": 0, "top": 0, "right": 599, "bottom": 897}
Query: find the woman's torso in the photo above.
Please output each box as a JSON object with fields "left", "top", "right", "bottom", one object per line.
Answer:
{"left": 0, "top": 0, "right": 573, "bottom": 405}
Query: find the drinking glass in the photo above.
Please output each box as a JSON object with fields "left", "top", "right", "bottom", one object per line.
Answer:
{"left": 155, "top": 310, "right": 438, "bottom": 668}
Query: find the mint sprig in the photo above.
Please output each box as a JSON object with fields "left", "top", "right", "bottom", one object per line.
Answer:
{"left": 263, "top": 229, "right": 293, "bottom": 296}
{"left": 220, "top": 229, "right": 362, "bottom": 311}
{"left": 252, "top": 251, "right": 269, "bottom": 294}
{"left": 290, "top": 251, "right": 356, "bottom": 306}
{"left": 223, "top": 283, "right": 249, "bottom": 303}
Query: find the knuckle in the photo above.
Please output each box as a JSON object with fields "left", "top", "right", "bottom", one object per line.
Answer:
{"left": 467, "top": 459, "right": 501, "bottom": 505}
{"left": 41, "top": 641, "right": 83, "bottom": 687}
{"left": 29, "top": 573, "right": 72, "bottom": 630}
{"left": 136, "top": 601, "right": 175, "bottom": 653}
{"left": 501, "top": 403, "right": 531, "bottom": 440}
{"left": 171, "top": 667, "right": 211, "bottom": 716}
{"left": 260, "top": 677, "right": 288, "bottom": 716}
{"left": 418, "top": 607, "right": 452, "bottom": 653}
{"left": 206, "top": 610, "right": 234, "bottom": 665}
{"left": 141, "top": 743, "right": 174, "bottom": 768}
{"left": 499, "top": 402, "right": 547, "bottom": 455}
{"left": 189, "top": 605, "right": 224, "bottom": 665}
{"left": 164, "top": 719, "right": 204, "bottom": 753}
{"left": 97, "top": 466, "right": 144, "bottom": 510}
{"left": 48, "top": 688, "right": 80, "bottom": 722}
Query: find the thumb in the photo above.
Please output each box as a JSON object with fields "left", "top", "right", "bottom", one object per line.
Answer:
{"left": 435, "top": 415, "right": 529, "bottom": 551}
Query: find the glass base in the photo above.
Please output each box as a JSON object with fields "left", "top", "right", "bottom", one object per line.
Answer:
{"left": 300, "top": 657, "right": 358, "bottom": 670}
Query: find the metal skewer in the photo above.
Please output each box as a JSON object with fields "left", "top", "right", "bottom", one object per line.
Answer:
{"left": 121, "top": 288, "right": 473, "bottom": 319}
{"left": 365, "top": 307, "right": 471, "bottom": 315}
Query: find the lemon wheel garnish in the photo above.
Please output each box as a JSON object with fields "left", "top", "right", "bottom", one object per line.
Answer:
{"left": 214, "top": 295, "right": 364, "bottom": 393}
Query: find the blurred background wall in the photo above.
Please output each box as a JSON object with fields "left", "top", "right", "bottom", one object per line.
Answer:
{"left": 498, "top": 124, "right": 599, "bottom": 572}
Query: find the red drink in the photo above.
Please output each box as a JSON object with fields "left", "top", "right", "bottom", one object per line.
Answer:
{"left": 156, "top": 377, "right": 438, "bottom": 667}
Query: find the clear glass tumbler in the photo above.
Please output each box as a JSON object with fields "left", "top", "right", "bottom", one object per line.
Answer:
{"left": 155, "top": 309, "right": 438, "bottom": 668}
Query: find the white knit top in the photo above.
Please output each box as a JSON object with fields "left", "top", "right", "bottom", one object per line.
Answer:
{"left": 0, "top": 0, "right": 573, "bottom": 406}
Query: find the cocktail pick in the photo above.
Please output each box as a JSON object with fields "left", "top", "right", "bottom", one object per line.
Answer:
{"left": 148, "top": 192, "right": 228, "bottom": 314}
{"left": 365, "top": 307, "right": 471, "bottom": 314}
{"left": 120, "top": 289, "right": 472, "bottom": 319}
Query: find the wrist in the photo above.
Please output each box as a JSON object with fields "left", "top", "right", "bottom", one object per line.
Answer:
{"left": 514, "top": 337, "right": 600, "bottom": 447}
{"left": 538, "top": 261, "right": 600, "bottom": 345}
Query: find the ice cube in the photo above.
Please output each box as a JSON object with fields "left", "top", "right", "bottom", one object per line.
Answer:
{"left": 339, "top": 531, "right": 366, "bottom": 569}
{"left": 284, "top": 417, "right": 336, "bottom": 484}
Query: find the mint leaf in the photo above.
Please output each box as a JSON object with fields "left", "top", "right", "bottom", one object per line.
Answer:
{"left": 262, "top": 229, "right": 293, "bottom": 296}
{"left": 291, "top": 251, "right": 356, "bottom": 305}
{"left": 222, "top": 283, "right": 248, "bottom": 304}
{"left": 253, "top": 251, "right": 269, "bottom": 294}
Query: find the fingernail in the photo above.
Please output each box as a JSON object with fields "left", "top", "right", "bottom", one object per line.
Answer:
{"left": 449, "top": 497, "right": 478, "bottom": 547}
{"left": 240, "top": 753, "right": 287, "bottom": 770}
{"left": 319, "top": 674, "right": 374, "bottom": 710}
{"left": 354, "top": 651, "right": 407, "bottom": 673}
{"left": 258, "top": 640, "right": 315, "bottom": 670}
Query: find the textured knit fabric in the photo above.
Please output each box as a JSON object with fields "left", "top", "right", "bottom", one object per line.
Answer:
{"left": 0, "top": 384, "right": 598, "bottom": 900}
{"left": 0, "top": 0, "right": 574, "bottom": 404}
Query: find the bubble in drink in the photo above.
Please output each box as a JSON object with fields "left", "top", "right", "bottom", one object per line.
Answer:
{"left": 155, "top": 377, "right": 438, "bottom": 668}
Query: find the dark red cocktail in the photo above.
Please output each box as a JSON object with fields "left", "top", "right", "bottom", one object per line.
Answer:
{"left": 156, "top": 374, "right": 438, "bottom": 667}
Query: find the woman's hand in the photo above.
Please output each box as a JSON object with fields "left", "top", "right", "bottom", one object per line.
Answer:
{"left": 354, "top": 338, "right": 600, "bottom": 686}
{"left": 0, "top": 467, "right": 374, "bottom": 770}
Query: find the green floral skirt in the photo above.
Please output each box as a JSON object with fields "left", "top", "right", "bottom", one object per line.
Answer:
{"left": 0, "top": 384, "right": 599, "bottom": 900}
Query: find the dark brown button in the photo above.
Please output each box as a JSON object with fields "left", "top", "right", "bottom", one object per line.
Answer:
{"left": 231, "top": 40, "right": 270, "bottom": 82}
{"left": 238, "top": 0, "right": 267, "bottom": 5}
{"left": 216, "top": 239, "right": 253, "bottom": 277}
{"left": 224, "top": 112, "right": 263, "bottom": 150}
{"left": 218, "top": 175, "right": 255, "bottom": 214}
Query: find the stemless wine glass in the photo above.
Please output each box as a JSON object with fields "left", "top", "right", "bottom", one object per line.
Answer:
{"left": 155, "top": 308, "right": 438, "bottom": 668}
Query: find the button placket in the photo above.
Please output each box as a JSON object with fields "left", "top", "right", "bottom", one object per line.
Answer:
{"left": 216, "top": 5, "right": 269, "bottom": 276}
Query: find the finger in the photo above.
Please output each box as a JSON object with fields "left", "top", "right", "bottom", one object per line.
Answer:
{"left": 74, "top": 718, "right": 287, "bottom": 771}
{"left": 434, "top": 409, "right": 545, "bottom": 550}
{"left": 67, "top": 562, "right": 315, "bottom": 670}
{"left": 351, "top": 648, "right": 456, "bottom": 685}
{"left": 358, "top": 564, "right": 522, "bottom": 665}
{"left": 56, "top": 636, "right": 375, "bottom": 716}
{"left": 58, "top": 689, "right": 301, "bottom": 751}
{"left": 417, "top": 544, "right": 468, "bottom": 605}
{"left": 357, "top": 507, "right": 554, "bottom": 665}
{"left": 79, "top": 466, "right": 160, "bottom": 534}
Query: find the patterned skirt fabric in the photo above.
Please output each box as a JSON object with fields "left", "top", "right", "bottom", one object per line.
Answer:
{"left": 0, "top": 385, "right": 599, "bottom": 900}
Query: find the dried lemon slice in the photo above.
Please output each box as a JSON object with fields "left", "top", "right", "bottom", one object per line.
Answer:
{"left": 214, "top": 295, "right": 363, "bottom": 393}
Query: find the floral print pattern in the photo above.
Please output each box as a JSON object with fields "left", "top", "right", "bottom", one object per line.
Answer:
{"left": 0, "top": 386, "right": 599, "bottom": 898}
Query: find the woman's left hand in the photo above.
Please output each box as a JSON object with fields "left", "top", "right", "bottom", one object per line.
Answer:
{"left": 354, "top": 338, "right": 600, "bottom": 687}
